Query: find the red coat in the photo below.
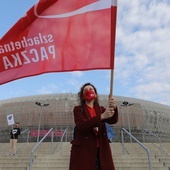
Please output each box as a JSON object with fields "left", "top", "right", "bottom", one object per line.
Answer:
{"left": 69, "top": 104, "right": 118, "bottom": 170}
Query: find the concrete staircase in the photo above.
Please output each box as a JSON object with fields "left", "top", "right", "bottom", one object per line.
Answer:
{"left": 0, "top": 142, "right": 170, "bottom": 170}
{"left": 110, "top": 142, "right": 170, "bottom": 170}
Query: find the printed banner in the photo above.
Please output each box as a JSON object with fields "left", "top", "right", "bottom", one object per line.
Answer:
{"left": 0, "top": 0, "right": 117, "bottom": 85}
{"left": 7, "top": 114, "right": 15, "bottom": 126}
{"left": 30, "top": 129, "right": 64, "bottom": 137}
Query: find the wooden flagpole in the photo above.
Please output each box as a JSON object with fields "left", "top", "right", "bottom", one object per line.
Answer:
{"left": 109, "top": 0, "right": 117, "bottom": 98}
{"left": 110, "top": 69, "right": 114, "bottom": 97}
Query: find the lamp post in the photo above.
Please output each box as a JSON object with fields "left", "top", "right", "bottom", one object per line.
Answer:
{"left": 121, "top": 101, "right": 134, "bottom": 143}
{"left": 35, "top": 102, "right": 49, "bottom": 142}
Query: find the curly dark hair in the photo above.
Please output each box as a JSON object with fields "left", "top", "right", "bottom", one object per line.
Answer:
{"left": 78, "top": 83, "right": 99, "bottom": 106}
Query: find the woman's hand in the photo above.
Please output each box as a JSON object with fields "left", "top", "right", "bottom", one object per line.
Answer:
{"left": 109, "top": 96, "right": 117, "bottom": 109}
{"left": 101, "top": 108, "right": 115, "bottom": 120}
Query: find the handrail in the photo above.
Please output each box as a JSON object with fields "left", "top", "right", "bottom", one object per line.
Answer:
{"left": 121, "top": 128, "right": 152, "bottom": 170}
{"left": 21, "top": 128, "right": 29, "bottom": 134}
{"left": 60, "top": 128, "right": 68, "bottom": 154}
{"left": 21, "top": 128, "right": 30, "bottom": 143}
{"left": 50, "top": 131, "right": 54, "bottom": 155}
{"left": 16, "top": 128, "right": 30, "bottom": 153}
{"left": 142, "top": 128, "right": 163, "bottom": 154}
{"left": 29, "top": 128, "right": 53, "bottom": 170}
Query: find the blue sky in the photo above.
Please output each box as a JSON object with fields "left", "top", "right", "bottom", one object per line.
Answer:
{"left": 0, "top": 0, "right": 170, "bottom": 106}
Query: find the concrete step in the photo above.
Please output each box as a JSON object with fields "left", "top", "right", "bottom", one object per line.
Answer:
{"left": 0, "top": 142, "right": 170, "bottom": 170}
{"left": 1, "top": 167, "right": 167, "bottom": 170}
{"left": 0, "top": 163, "right": 29, "bottom": 167}
{"left": 0, "top": 168, "right": 28, "bottom": 170}
{"left": 115, "top": 168, "right": 168, "bottom": 170}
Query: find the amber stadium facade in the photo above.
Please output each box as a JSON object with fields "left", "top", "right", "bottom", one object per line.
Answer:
{"left": 0, "top": 93, "right": 169, "bottom": 143}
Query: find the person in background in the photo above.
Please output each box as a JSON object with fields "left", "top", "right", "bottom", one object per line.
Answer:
{"left": 9, "top": 122, "right": 21, "bottom": 155}
{"left": 69, "top": 83, "right": 118, "bottom": 170}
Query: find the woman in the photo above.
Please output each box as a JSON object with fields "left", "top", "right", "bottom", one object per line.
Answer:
{"left": 69, "top": 83, "right": 118, "bottom": 170}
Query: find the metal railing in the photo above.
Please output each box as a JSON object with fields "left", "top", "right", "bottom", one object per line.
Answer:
{"left": 21, "top": 128, "right": 30, "bottom": 143}
{"left": 141, "top": 128, "right": 163, "bottom": 154}
{"left": 60, "top": 128, "right": 68, "bottom": 154}
{"left": 29, "top": 128, "right": 53, "bottom": 170}
{"left": 121, "top": 128, "right": 152, "bottom": 170}
{"left": 16, "top": 128, "right": 30, "bottom": 153}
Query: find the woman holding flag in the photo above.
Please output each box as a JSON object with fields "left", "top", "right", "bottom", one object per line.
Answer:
{"left": 69, "top": 83, "right": 118, "bottom": 170}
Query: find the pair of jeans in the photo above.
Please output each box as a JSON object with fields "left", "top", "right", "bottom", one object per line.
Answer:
{"left": 95, "top": 148, "right": 101, "bottom": 170}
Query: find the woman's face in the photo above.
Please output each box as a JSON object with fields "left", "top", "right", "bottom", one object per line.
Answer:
{"left": 83, "top": 85, "right": 95, "bottom": 94}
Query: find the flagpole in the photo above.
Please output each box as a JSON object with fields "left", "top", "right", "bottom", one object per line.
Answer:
{"left": 109, "top": 0, "right": 117, "bottom": 98}
{"left": 110, "top": 69, "right": 114, "bottom": 96}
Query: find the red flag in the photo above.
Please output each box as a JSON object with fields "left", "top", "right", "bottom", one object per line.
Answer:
{"left": 0, "top": 0, "right": 117, "bottom": 85}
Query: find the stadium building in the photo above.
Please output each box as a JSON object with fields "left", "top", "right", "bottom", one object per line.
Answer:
{"left": 0, "top": 93, "right": 169, "bottom": 143}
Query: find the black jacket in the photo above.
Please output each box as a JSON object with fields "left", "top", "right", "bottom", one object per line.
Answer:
{"left": 10, "top": 127, "right": 21, "bottom": 139}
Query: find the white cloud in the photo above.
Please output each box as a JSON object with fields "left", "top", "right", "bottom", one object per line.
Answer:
{"left": 71, "top": 71, "right": 83, "bottom": 77}
{"left": 67, "top": 79, "right": 81, "bottom": 91}
{"left": 115, "top": 0, "right": 170, "bottom": 105}
{"left": 37, "top": 84, "right": 58, "bottom": 94}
